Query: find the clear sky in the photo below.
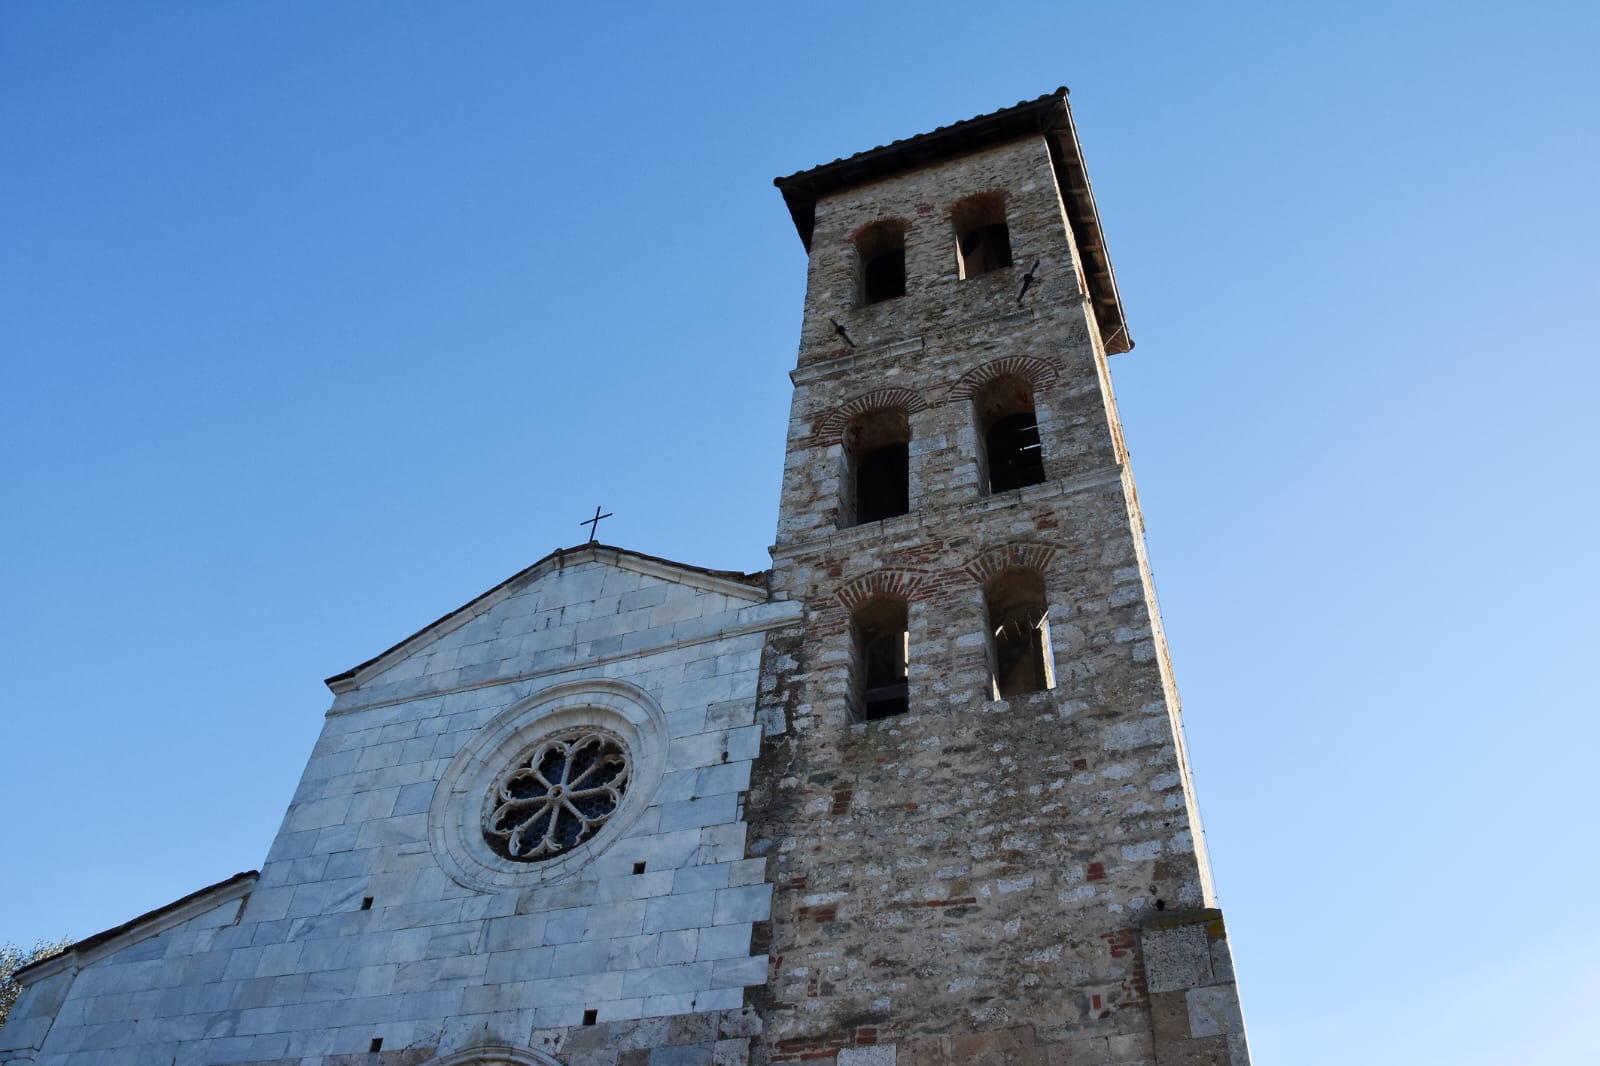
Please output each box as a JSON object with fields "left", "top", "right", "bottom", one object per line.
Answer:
{"left": 3, "top": 3, "right": 1598, "bottom": 1063}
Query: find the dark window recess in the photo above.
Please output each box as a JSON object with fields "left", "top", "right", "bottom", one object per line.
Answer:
{"left": 959, "top": 222, "right": 1013, "bottom": 277}
{"left": 369, "top": 1038, "right": 384, "bottom": 1054}
{"left": 633, "top": 861, "right": 647, "bottom": 875}
{"left": 854, "top": 220, "right": 909, "bottom": 306}
{"left": 857, "top": 442, "right": 909, "bottom": 522}
{"left": 856, "top": 597, "right": 909, "bottom": 720}
{"left": 986, "top": 569, "right": 1054, "bottom": 698}
{"left": 845, "top": 408, "right": 911, "bottom": 527}
{"left": 861, "top": 248, "right": 906, "bottom": 304}
{"left": 582, "top": 1009, "right": 598, "bottom": 1026}
{"left": 951, "top": 191, "right": 1013, "bottom": 280}
{"left": 986, "top": 412, "right": 1045, "bottom": 492}
{"left": 993, "top": 608, "right": 1051, "bottom": 696}
{"left": 976, "top": 375, "right": 1046, "bottom": 494}
{"left": 360, "top": 896, "right": 374, "bottom": 911}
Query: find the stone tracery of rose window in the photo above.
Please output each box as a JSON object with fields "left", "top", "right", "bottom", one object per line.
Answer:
{"left": 484, "top": 730, "right": 631, "bottom": 862}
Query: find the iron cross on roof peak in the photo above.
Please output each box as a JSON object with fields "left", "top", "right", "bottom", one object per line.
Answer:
{"left": 581, "top": 505, "right": 613, "bottom": 544}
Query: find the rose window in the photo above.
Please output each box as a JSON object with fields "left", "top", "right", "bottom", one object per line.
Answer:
{"left": 484, "top": 730, "right": 632, "bottom": 862}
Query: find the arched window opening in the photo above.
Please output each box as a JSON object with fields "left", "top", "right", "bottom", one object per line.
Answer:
{"left": 854, "top": 595, "right": 909, "bottom": 720}
{"left": 845, "top": 408, "right": 910, "bottom": 525}
{"left": 952, "top": 192, "right": 1013, "bottom": 280}
{"left": 985, "top": 568, "right": 1054, "bottom": 699}
{"left": 855, "top": 220, "right": 907, "bottom": 305}
{"left": 976, "top": 375, "right": 1045, "bottom": 493}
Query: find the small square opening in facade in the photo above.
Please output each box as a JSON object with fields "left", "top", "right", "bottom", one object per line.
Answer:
{"left": 582, "top": 1009, "right": 599, "bottom": 1026}
{"left": 369, "top": 1038, "right": 384, "bottom": 1054}
{"left": 360, "top": 896, "right": 374, "bottom": 910}
{"left": 633, "top": 861, "right": 647, "bottom": 875}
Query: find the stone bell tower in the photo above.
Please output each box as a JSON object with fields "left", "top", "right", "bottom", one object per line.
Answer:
{"left": 745, "top": 89, "right": 1252, "bottom": 1065}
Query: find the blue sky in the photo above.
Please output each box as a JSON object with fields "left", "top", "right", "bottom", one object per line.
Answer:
{"left": 3, "top": 3, "right": 1598, "bottom": 1062}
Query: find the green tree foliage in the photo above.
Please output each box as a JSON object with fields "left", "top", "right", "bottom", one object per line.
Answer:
{"left": 0, "top": 938, "right": 73, "bottom": 1030}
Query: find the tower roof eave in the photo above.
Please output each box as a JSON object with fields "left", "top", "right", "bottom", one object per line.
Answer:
{"left": 774, "top": 87, "right": 1131, "bottom": 355}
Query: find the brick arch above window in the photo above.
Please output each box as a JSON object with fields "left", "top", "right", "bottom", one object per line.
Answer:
{"left": 961, "top": 543, "right": 1059, "bottom": 586}
{"left": 945, "top": 356, "right": 1060, "bottom": 403}
{"left": 851, "top": 216, "right": 911, "bottom": 245}
{"left": 424, "top": 1046, "right": 563, "bottom": 1066}
{"left": 811, "top": 387, "right": 931, "bottom": 448}
{"left": 834, "top": 569, "right": 931, "bottom": 612}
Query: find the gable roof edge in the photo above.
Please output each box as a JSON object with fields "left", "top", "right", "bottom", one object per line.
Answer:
{"left": 12, "top": 871, "right": 258, "bottom": 987}
{"left": 326, "top": 543, "right": 770, "bottom": 694}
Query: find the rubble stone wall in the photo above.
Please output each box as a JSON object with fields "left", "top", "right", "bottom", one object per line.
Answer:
{"left": 749, "top": 137, "right": 1248, "bottom": 1064}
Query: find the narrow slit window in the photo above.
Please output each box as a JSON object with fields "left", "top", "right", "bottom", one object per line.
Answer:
{"left": 854, "top": 596, "right": 909, "bottom": 720}
{"left": 985, "top": 568, "right": 1054, "bottom": 698}
{"left": 952, "top": 192, "right": 1013, "bottom": 280}
{"left": 855, "top": 220, "right": 908, "bottom": 305}
{"left": 845, "top": 408, "right": 910, "bottom": 525}
{"left": 976, "top": 375, "right": 1045, "bottom": 494}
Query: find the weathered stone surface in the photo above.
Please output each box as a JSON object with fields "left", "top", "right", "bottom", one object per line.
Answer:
{"left": 1142, "top": 924, "right": 1214, "bottom": 995}
{"left": 902, "top": 1026, "right": 1047, "bottom": 1065}
{"left": 746, "top": 112, "right": 1243, "bottom": 1064}
{"left": 1184, "top": 987, "right": 1244, "bottom": 1040}
{"left": 1152, "top": 1033, "right": 1230, "bottom": 1066}
{"left": 1147, "top": 992, "right": 1190, "bottom": 1043}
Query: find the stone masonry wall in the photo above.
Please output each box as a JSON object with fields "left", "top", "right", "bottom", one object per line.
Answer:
{"left": 6, "top": 555, "right": 795, "bottom": 1066}
{"left": 748, "top": 136, "right": 1248, "bottom": 1064}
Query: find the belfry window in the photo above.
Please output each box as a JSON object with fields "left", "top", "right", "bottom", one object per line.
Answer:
{"left": 952, "top": 191, "right": 1013, "bottom": 279}
{"left": 976, "top": 375, "right": 1045, "bottom": 493}
{"left": 845, "top": 408, "right": 910, "bottom": 525}
{"left": 985, "top": 568, "right": 1054, "bottom": 698}
{"left": 855, "top": 220, "right": 907, "bottom": 305}
{"left": 853, "top": 595, "right": 909, "bottom": 720}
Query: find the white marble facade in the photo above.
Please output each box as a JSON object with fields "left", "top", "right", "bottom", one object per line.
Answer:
{"left": 1, "top": 546, "right": 797, "bottom": 1066}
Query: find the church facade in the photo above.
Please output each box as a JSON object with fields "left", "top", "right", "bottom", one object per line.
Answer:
{"left": 1, "top": 89, "right": 1251, "bottom": 1066}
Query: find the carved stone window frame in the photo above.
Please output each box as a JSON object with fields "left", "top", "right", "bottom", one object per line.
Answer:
{"left": 428, "top": 679, "right": 668, "bottom": 893}
{"left": 484, "top": 727, "right": 632, "bottom": 862}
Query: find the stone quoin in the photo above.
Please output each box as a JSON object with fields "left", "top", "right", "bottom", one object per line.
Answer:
{"left": 1, "top": 89, "right": 1252, "bottom": 1066}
